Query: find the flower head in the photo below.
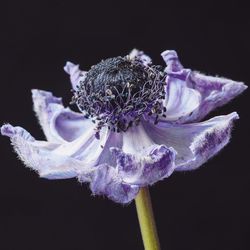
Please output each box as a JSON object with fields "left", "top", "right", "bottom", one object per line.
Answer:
{"left": 73, "top": 55, "right": 166, "bottom": 135}
{"left": 1, "top": 49, "right": 247, "bottom": 203}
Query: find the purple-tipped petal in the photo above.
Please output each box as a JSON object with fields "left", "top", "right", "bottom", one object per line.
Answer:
{"left": 64, "top": 61, "right": 87, "bottom": 90}
{"left": 32, "top": 89, "right": 95, "bottom": 143}
{"left": 1, "top": 124, "right": 80, "bottom": 179}
{"left": 79, "top": 164, "right": 140, "bottom": 204}
{"left": 102, "top": 125, "right": 177, "bottom": 186}
{"left": 143, "top": 112, "right": 239, "bottom": 171}
{"left": 161, "top": 50, "right": 247, "bottom": 123}
{"left": 186, "top": 72, "right": 247, "bottom": 122}
{"left": 111, "top": 145, "right": 176, "bottom": 186}
{"left": 161, "top": 50, "right": 185, "bottom": 73}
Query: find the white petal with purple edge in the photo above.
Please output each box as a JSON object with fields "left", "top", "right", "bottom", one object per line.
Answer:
{"left": 111, "top": 145, "right": 176, "bottom": 186}
{"left": 1, "top": 124, "right": 83, "bottom": 179}
{"left": 111, "top": 125, "right": 176, "bottom": 186}
{"left": 161, "top": 50, "right": 247, "bottom": 123}
{"left": 32, "top": 89, "right": 95, "bottom": 143}
{"left": 143, "top": 112, "right": 239, "bottom": 171}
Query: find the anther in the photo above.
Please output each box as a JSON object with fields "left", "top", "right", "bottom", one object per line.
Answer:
{"left": 72, "top": 55, "right": 167, "bottom": 133}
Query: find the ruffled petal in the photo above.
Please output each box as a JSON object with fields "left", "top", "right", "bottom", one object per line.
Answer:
{"left": 129, "top": 49, "right": 152, "bottom": 66}
{"left": 106, "top": 125, "right": 176, "bottom": 186}
{"left": 161, "top": 50, "right": 247, "bottom": 123}
{"left": 64, "top": 61, "right": 87, "bottom": 90}
{"left": 163, "top": 78, "right": 201, "bottom": 121}
{"left": 111, "top": 145, "right": 176, "bottom": 186}
{"left": 1, "top": 124, "right": 81, "bottom": 179}
{"left": 79, "top": 164, "right": 140, "bottom": 204}
{"left": 32, "top": 89, "right": 95, "bottom": 143}
{"left": 186, "top": 72, "right": 247, "bottom": 122}
{"left": 143, "top": 112, "right": 239, "bottom": 171}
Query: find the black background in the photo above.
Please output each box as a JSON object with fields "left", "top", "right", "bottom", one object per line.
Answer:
{"left": 0, "top": 1, "right": 249, "bottom": 250}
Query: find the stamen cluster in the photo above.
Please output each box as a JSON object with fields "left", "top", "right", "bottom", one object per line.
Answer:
{"left": 72, "top": 56, "right": 167, "bottom": 136}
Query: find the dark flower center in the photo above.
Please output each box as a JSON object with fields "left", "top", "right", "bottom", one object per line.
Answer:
{"left": 73, "top": 56, "right": 166, "bottom": 135}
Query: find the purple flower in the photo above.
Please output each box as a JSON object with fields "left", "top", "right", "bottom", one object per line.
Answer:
{"left": 1, "top": 49, "right": 247, "bottom": 204}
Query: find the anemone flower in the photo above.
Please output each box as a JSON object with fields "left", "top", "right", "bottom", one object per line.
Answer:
{"left": 1, "top": 49, "right": 247, "bottom": 250}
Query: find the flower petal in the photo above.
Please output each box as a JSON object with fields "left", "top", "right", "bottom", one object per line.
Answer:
{"left": 129, "top": 49, "right": 152, "bottom": 66}
{"left": 163, "top": 78, "right": 201, "bottom": 121}
{"left": 32, "top": 89, "right": 95, "bottom": 143}
{"left": 143, "top": 112, "right": 239, "bottom": 171}
{"left": 53, "top": 126, "right": 110, "bottom": 168}
{"left": 161, "top": 50, "right": 247, "bottom": 123}
{"left": 79, "top": 164, "right": 140, "bottom": 204}
{"left": 108, "top": 125, "right": 176, "bottom": 186}
{"left": 1, "top": 124, "right": 80, "bottom": 179}
{"left": 64, "top": 61, "right": 87, "bottom": 90}
{"left": 111, "top": 145, "right": 176, "bottom": 186}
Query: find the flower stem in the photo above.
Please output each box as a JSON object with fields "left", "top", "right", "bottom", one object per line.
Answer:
{"left": 135, "top": 187, "right": 161, "bottom": 250}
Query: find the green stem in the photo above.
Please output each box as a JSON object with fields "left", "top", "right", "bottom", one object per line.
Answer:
{"left": 135, "top": 187, "right": 161, "bottom": 250}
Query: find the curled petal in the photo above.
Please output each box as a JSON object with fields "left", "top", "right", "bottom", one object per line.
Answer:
{"left": 161, "top": 50, "right": 247, "bottom": 123}
{"left": 78, "top": 164, "right": 140, "bottom": 204}
{"left": 64, "top": 61, "right": 87, "bottom": 90}
{"left": 163, "top": 78, "right": 201, "bottom": 121}
{"left": 111, "top": 145, "right": 176, "bottom": 186}
{"left": 53, "top": 126, "right": 110, "bottom": 168}
{"left": 129, "top": 49, "right": 152, "bottom": 66}
{"left": 143, "top": 112, "right": 239, "bottom": 171}
{"left": 1, "top": 124, "right": 80, "bottom": 179}
{"left": 32, "top": 89, "right": 95, "bottom": 143}
{"left": 161, "top": 50, "right": 186, "bottom": 74}
{"left": 186, "top": 72, "right": 247, "bottom": 122}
